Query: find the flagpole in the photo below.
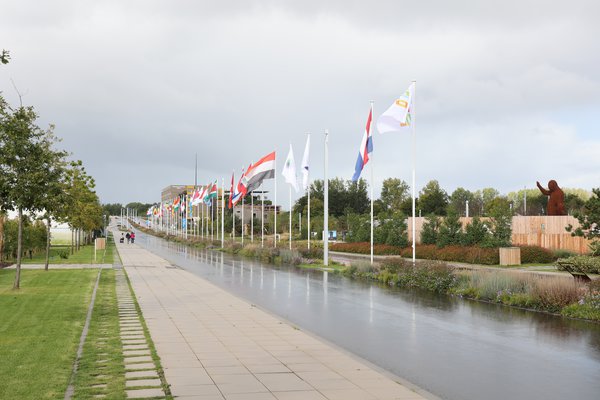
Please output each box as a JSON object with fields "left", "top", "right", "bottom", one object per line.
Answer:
{"left": 211, "top": 194, "right": 214, "bottom": 242}
{"left": 251, "top": 192, "right": 254, "bottom": 242}
{"left": 221, "top": 178, "right": 225, "bottom": 248}
{"left": 216, "top": 181, "right": 219, "bottom": 242}
{"left": 261, "top": 192, "right": 264, "bottom": 248}
{"left": 241, "top": 195, "right": 245, "bottom": 246}
{"left": 233, "top": 202, "right": 236, "bottom": 242}
{"left": 289, "top": 185, "right": 292, "bottom": 250}
{"left": 274, "top": 155, "right": 278, "bottom": 248}
{"left": 411, "top": 80, "right": 417, "bottom": 265}
{"left": 370, "top": 100, "right": 374, "bottom": 265}
{"left": 324, "top": 129, "right": 329, "bottom": 266}
{"left": 306, "top": 133, "right": 311, "bottom": 250}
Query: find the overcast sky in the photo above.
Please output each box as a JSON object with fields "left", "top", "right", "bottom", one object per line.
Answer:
{"left": 1, "top": 0, "right": 599, "bottom": 207}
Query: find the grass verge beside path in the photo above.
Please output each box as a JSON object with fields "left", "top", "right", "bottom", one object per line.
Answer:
{"left": 0, "top": 269, "right": 98, "bottom": 399}
{"left": 71, "top": 268, "right": 126, "bottom": 399}
{"left": 20, "top": 236, "right": 116, "bottom": 265}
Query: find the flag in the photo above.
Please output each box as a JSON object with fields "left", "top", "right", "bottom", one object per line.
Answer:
{"left": 282, "top": 144, "right": 299, "bottom": 192}
{"left": 352, "top": 107, "right": 373, "bottom": 182}
{"left": 204, "top": 181, "right": 217, "bottom": 205}
{"left": 146, "top": 207, "right": 153, "bottom": 216}
{"left": 228, "top": 172, "right": 235, "bottom": 209}
{"left": 245, "top": 151, "right": 276, "bottom": 192}
{"left": 191, "top": 187, "right": 202, "bottom": 205}
{"left": 301, "top": 134, "right": 310, "bottom": 190}
{"left": 231, "top": 168, "right": 247, "bottom": 207}
{"left": 173, "top": 196, "right": 181, "bottom": 209}
{"left": 377, "top": 82, "right": 414, "bottom": 134}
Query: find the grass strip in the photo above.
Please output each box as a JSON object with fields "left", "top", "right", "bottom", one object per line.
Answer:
{"left": 20, "top": 237, "right": 116, "bottom": 265}
{"left": 0, "top": 269, "right": 98, "bottom": 399}
{"left": 122, "top": 269, "right": 174, "bottom": 399}
{"left": 71, "top": 268, "right": 127, "bottom": 399}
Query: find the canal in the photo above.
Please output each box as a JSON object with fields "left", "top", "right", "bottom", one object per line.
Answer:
{"left": 135, "top": 231, "right": 600, "bottom": 400}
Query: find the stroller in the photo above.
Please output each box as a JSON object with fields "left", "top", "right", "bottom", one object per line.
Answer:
{"left": 119, "top": 234, "right": 124, "bottom": 243}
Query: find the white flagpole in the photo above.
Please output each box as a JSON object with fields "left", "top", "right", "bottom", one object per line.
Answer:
{"left": 211, "top": 194, "right": 214, "bottom": 242}
{"left": 201, "top": 199, "right": 204, "bottom": 240}
{"left": 251, "top": 192, "right": 254, "bottom": 242}
{"left": 216, "top": 182, "right": 219, "bottom": 242}
{"left": 241, "top": 196, "right": 245, "bottom": 246}
{"left": 274, "top": 156, "right": 278, "bottom": 248}
{"left": 261, "top": 192, "right": 264, "bottom": 248}
{"left": 289, "top": 186, "right": 292, "bottom": 250}
{"left": 324, "top": 129, "right": 329, "bottom": 266}
{"left": 306, "top": 133, "right": 311, "bottom": 250}
{"left": 370, "top": 100, "right": 374, "bottom": 265}
{"left": 411, "top": 80, "right": 417, "bottom": 265}
{"left": 233, "top": 202, "right": 236, "bottom": 242}
{"left": 221, "top": 178, "right": 225, "bottom": 248}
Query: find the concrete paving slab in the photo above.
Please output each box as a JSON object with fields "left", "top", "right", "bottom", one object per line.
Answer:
{"left": 125, "top": 388, "right": 165, "bottom": 399}
{"left": 125, "top": 378, "right": 162, "bottom": 387}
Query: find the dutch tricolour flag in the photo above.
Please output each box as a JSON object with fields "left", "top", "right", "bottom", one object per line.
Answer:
{"left": 352, "top": 108, "right": 373, "bottom": 182}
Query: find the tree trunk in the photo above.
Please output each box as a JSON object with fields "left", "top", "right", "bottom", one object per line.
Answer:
{"left": 44, "top": 217, "right": 51, "bottom": 271}
{"left": 71, "top": 228, "right": 74, "bottom": 255}
{"left": 13, "top": 208, "right": 23, "bottom": 289}
{"left": 0, "top": 211, "right": 5, "bottom": 263}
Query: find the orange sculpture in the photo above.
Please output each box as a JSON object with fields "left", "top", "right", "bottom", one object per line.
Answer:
{"left": 536, "top": 180, "right": 566, "bottom": 216}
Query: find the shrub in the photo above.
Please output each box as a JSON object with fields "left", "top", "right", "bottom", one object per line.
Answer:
{"left": 557, "top": 255, "right": 600, "bottom": 274}
{"left": 468, "top": 271, "right": 535, "bottom": 301}
{"left": 531, "top": 278, "right": 583, "bottom": 312}
{"left": 279, "top": 249, "right": 302, "bottom": 266}
{"left": 57, "top": 249, "right": 69, "bottom": 259}
{"left": 396, "top": 260, "right": 457, "bottom": 292}
{"left": 298, "top": 246, "right": 323, "bottom": 260}
{"left": 519, "top": 245, "right": 556, "bottom": 264}
{"left": 380, "top": 257, "right": 408, "bottom": 274}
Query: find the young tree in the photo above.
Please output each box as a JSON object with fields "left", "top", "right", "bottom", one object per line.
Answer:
{"left": 567, "top": 188, "right": 600, "bottom": 254}
{"left": 485, "top": 197, "right": 513, "bottom": 247}
{"left": 420, "top": 214, "right": 441, "bottom": 245}
{"left": 437, "top": 210, "right": 463, "bottom": 247}
{"left": 0, "top": 101, "right": 57, "bottom": 288}
{"left": 461, "top": 216, "right": 490, "bottom": 246}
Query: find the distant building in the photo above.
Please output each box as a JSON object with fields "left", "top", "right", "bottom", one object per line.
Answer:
{"left": 233, "top": 203, "right": 280, "bottom": 224}
{"left": 161, "top": 185, "right": 195, "bottom": 203}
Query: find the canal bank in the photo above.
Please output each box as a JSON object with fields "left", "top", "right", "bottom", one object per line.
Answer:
{"left": 114, "top": 229, "right": 432, "bottom": 400}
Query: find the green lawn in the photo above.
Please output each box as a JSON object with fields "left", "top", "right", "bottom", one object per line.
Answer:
{"left": 20, "top": 236, "right": 115, "bottom": 265}
{"left": 0, "top": 269, "right": 99, "bottom": 399}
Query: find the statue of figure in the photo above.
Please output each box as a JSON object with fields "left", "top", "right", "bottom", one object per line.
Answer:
{"left": 536, "top": 180, "right": 566, "bottom": 216}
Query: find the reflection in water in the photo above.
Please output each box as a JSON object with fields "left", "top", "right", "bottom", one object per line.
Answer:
{"left": 136, "top": 232, "right": 600, "bottom": 400}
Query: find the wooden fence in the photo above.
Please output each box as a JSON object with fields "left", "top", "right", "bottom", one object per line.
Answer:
{"left": 406, "top": 215, "right": 591, "bottom": 254}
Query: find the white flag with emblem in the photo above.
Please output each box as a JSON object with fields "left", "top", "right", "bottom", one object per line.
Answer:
{"left": 282, "top": 143, "right": 299, "bottom": 192}
{"left": 377, "top": 82, "right": 415, "bottom": 134}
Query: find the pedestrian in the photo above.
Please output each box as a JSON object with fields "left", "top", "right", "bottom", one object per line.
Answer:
{"left": 120, "top": 233, "right": 124, "bottom": 243}
{"left": 131, "top": 231, "right": 136, "bottom": 244}
{"left": 126, "top": 232, "right": 131, "bottom": 244}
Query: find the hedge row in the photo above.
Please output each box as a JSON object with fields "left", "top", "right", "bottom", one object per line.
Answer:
{"left": 330, "top": 242, "right": 559, "bottom": 265}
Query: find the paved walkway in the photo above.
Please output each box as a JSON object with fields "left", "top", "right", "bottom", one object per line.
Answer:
{"left": 115, "top": 240, "right": 428, "bottom": 400}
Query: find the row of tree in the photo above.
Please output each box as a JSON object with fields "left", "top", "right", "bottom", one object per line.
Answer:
{"left": 0, "top": 94, "right": 104, "bottom": 288}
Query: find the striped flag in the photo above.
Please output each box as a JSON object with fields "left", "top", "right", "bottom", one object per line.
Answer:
{"left": 352, "top": 107, "right": 373, "bottom": 182}
{"left": 245, "top": 151, "right": 276, "bottom": 192}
